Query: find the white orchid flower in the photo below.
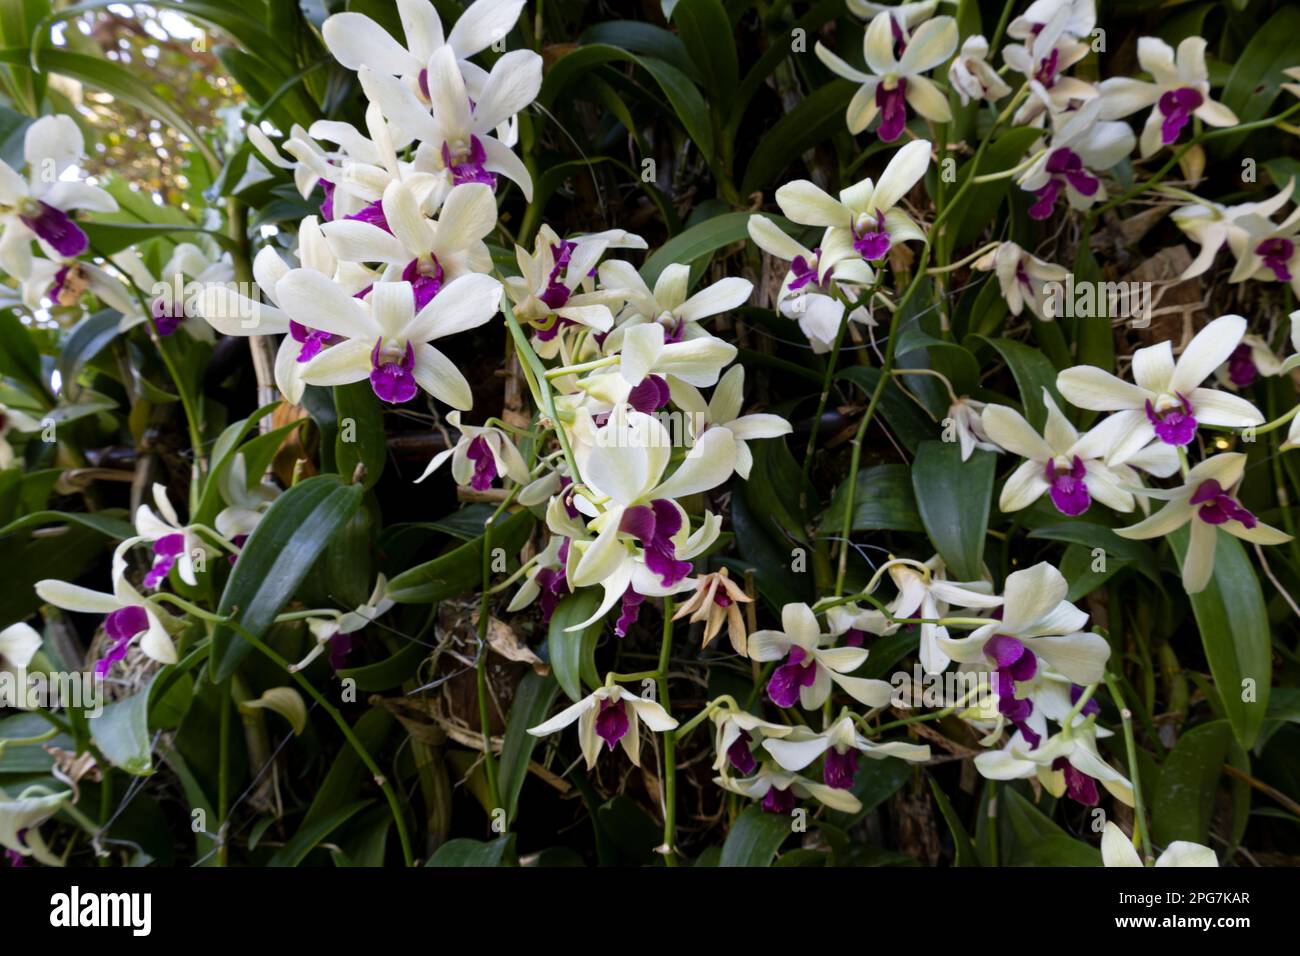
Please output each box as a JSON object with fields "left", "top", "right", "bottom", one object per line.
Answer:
{"left": 36, "top": 542, "right": 178, "bottom": 670}
{"left": 214, "top": 453, "right": 280, "bottom": 542}
{"left": 1280, "top": 310, "right": 1300, "bottom": 376}
{"left": 129, "top": 483, "right": 207, "bottom": 589}
{"left": 1115, "top": 453, "right": 1290, "bottom": 594}
{"left": 113, "top": 242, "right": 233, "bottom": 339}
{"left": 293, "top": 575, "right": 395, "bottom": 672}
{"left": 711, "top": 708, "right": 795, "bottom": 775}
{"left": 667, "top": 366, "right": 793, "bottom": 480}
{"left": 815, "top": 13, "right": 957, "bottom": 140}
{"left": 320, "top": 181, "right": 497, "bottom": 306}
{"left": 21, "top": 255, "right": 136, "bottom": 314}
{"left": 847, "top": 0, "right": 947, "bottom": 25}
{"left": 975, "top": 718, "right": 1133, "bottom": 806}
{"left": 563, "top": 409, "right": 730, "bottom": 629}
{"left": 1166, "top": 179, "right": 1294, "bottom": 279}
{"left": 613, "top": 321, "right": 739, "bottom": 391}
{"left": 271, "top": 273, "right": 503, "bottom": 406}
{"left": 949, "top": 35, "right": 1011, "bottom": 105}
{"left": 1018, "top": 100, "right": 1135, "bottom": 221}
{"left": 938, "top": 562, "right": 1110, "bottom": 691}
{"left": 0, "top": 115, "right": 117, "bottom": 279}
{"left": 0, "top": 785, "right": 72, "bottom": 866}
{"left": 884, "top": 555, "right": 1002, "bottom": 675}
{"left": 1055, "top": 314, "right": 1265, "bottom": 462}
{"left": 748, "top": 603, "right": 894, "bottom": 710}
{"left": 747, "top": 214, "right": 874, "bottom": 352}
{"left": 775, "top": 138, "right": 931, "bottom": 277}
{"left": 714, "top": 764, "right": 862, "bottom": 814}
{"left": 0, "top": 402, "right": 40, "bottom": 469}
{"left": 598, "top": 260, "right": 752, "bottom": 349}
{"left": 1003, "top": 3, "right": 1095, "bottom": 125}
{"left": 1097, "top": 37, "right": 1238, "bottom": 158}
{"left": 1007, "top": 0, "right": 1096, "bottom": 43}
{"left": 945, "top": 395, "right": 1001, "bottom": 461}
{"left": 975, "top": 241, "right": 1069, "bottom": 320}
{"left": 0, "top": 623, "right": 42, "bottom": 708}
{"left": 197, "top": 216, "right": 375, "bottom": 404}
{"left": 323, "top": 0, "right": 527, "bottom": 101}
{"left": 528, "top": 682, "right": 677, "bottom": 769}
{"left": 1227, "top": 204, "right": 1300, "bottom": 296}
{"left": 357, "top": 43, "right": 541, "bottom": 201}
{"left": 506, "top": 224, "right": 645, "bottom": 352}
{"left": 415, "top": 410, "right": 529, "bottom": 488}
{"left": 1101, "top": 821, "right": 1217, "bottom": 867}
{"left": 762, "top": 715, "right": 930, "bottom": 790}
{"left": 981, "top": 389, "right": 1179, "bottom": 517}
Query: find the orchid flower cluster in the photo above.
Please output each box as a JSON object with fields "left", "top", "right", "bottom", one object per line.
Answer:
{"left": 4, "top": 0, "right": 1298, "bottom": 870}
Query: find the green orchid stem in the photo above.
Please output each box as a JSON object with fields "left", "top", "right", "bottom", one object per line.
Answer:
{"left": 544, "top": 354, "right": 618, "bottom": 379}
{"left": 1061, "top": 682, "right": 1097, "bottom": 728}
{"left": 501, "top": 297, "right": 583, "bottom": 484}
{"left": 858, "top": 684, "right": 982, "bottom": 736}
{"left": 658, "top": 596, "right": 677, "bottom": 866}
{"left": 834, "top": 85, "right": 1021, "bottom": 595}
{"left": 606, "top": 669, "right": 661, "bottom": 685}
{"left": 477, "top": 488, "right": 519, "bottom": 818}
{"left": 673, "top": 695, "right": 739, "bottom": 740}
{"left": 925, "top": 241, "right": 1000, "bottom": 275}
{"left": 1251, "top": 404, "right": 1299, "bottom": 436}
{"left": 815, "top": 586, "right": 988, "bottom": 630}
{"left": 0, "top": 726, "right": 60, "bottom": 747}
{"left": 970, "top": 147, "right": 1046, "bottom": 184}
{"left": 1104, "top": 670, "right": 1154, "bottom": 863}
{"left": 217, "top": 675, "right": 232, "bottom": 867}
{"left": 228, "top": 618, "right": 415, "bottom": 867}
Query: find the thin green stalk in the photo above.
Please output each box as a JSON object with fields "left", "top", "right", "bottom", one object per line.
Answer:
{"left": 476, "top": 490, "right": 518, "bottom": 817}
{"left": 658, "top": 596, "right": 677, "bottom": 866}
{"left": 1104, "top": 671, "right": 1153, "bottom": 862}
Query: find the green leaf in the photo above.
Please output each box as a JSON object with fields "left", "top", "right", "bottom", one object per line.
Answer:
{"left": 301, "top": 708, "right": 393, "bottom": 832}
{"left": 1000, "top": 788, "right": 1100, "bottom": 866}
{"left": 837, "top": 365, "right": 940, "bottom": 453}
{"left": 210, "top": 475, "right": 365, "bottom": 681}
{"left": 333, "top": 381, "right": 386, "bottom": 489}
{"left": 1168, "top": 528, "right": 1270, "bottom": 749}
{"left": 670, "top": 0, "right": 737, "bottom": 115}
{"left": 499, "top": 671, "right": 561, "bottom": 824}
{"left": 0, "top": 309, "right": 51, "bottom": 404}
{"left": 640, "top": 211, "right": 768, "bottom": 287}
{"left": 929, "top": 777, "right": 979, "bottom": 866}
{"left": 718, "top": 805, "right": 791, "bottom": 866}
{"left": 268, "top": 800, "right": 373, "bottom": 867}
{"left": 385, "top": 508, "right": 535, "bottom": 604}
{"left": 426, "top": 834, "right": 518, "bottom": 867}
{"left": 336, "top": 638, "right": 429, "bottom": 692}
{"left": 976, "top": 336, "right": 1065, "bottom": 431}
{"left": 546, "top": 591, "right": 604, "bottom": 703}
{"left": 92, "top": 672, "right": 165, "bottom": 776}
{"left": 910, "top": 441, "right": 995, "bottom": 581}
{"left": 81, "top": 221, "right": 237, "bottom": 258}
{"left": 822, "top": 464, "right": 924, "bottom": 533}
{"left": 1151, "top": 719, "right": 1232, "bottom": 847}
{"left": 59, "top": 310, "right": 120, "bottom": 388}
{"left": 943, "top": 127, "right": 1042, "bottom": 256}
{"left": 0, "top": 508, "right": 134, "bottom": 540}
{"left": 540, "top": 45, "right": 712, "bottom": 157}
{"left": 1215, "top": 7, "right": 1300, "bottom": 157}
{"left": 580, "top": 21, "right": 697, "bottom": 80}
{"left": 740, "top": 80, "right": 854, "bottom": 197}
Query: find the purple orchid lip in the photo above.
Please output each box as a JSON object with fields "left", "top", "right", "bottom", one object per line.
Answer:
{"left": 49, "top": 263, "right": 77, "bottom": 305}
{"left": 441, "top": 135, "right": 497, "bottom": 189}
{"left": 875, "top": 79, "right": 909, "bottom": 142}
{"left": 788, "top": 249, "right": 823, "bottom": 291}
{"left": 345, "top": 199, "right": 391, "bottom": 233}
{"left": 1158, "top": 87, "right": 1204, "bottom": 146}
{"left": 1034, "top": 47, "right": 1061, "bottom": 88}
{"left": 539, "top": 239, "right": 586, "bottom": 310}
{"left": 144, "top": 533, "right": 186, "bottom": 589}
{"left": 329, "top": 631, "right": 353, "bottom": 670}
{"left": 1030, "top": 148, "right": 1097, "bottom": 220}
{"left": 1053, "top": 756, "right": 1099, "bottom": 805}
{"left": 1045, "top": 455, "right": 1090, "bottom": 516}
{"left": 289, "top": 320, "right": 335, "bottom": 362}
{"left": 534, "top": 559, "right": 569, "bottom": 625}
{"left": 1069, "top": 683, "right": 1100, "bottom": 717}
{"left": 20, "top": 201, "right": 88, "bottom": 258}
{"left": 727, "top": 729, "right": 758, "bottom": 775}
{"left": 1190, "top": 478, "right": 1257, "bottom": 528}
{"left": 1227, "top": 343, "right": 1257, "bottom": 388}
{"left": 627, "top": 374, "right": 671, "bottom": 414}
{"left": 369, "top": 340, "right": 418, "bottom": 404}
{"left": 986, "top": 634, "right": 1039, "bottom": 743}
{"left": 401, "top": 254, "right": 445, "bottom": 311}
{"left": 96, "top": 605, "right": 150, "bottom": 677}
{"left": 466, "top": 434, "right": 498, "bottom": 491}
{"left": 319, "top": 180, "right": 336, "bottom": 221}
{"left": 615, "top": 586, "right": 646, "bottom": 637}
{"left": 823, "top": 748, "right": 859, "bottom": 789}
{"left": 1144, "top": 393, "right": 1197, "bottom": 446}
{"left": 852, "top": 211, "right": 891, "bottom": 262}
{"left": 595, "top": 697, "right": 630, "bottom": 750}
{"left": 761, "top": 785, "right": 796, "bottom": 814}
{"left": 152, "top": 297, "right": 183, "bottom": 337}
{"left": 890, "top": 17, "right": 908, "bottom": 57}
{"left": 619, "top": 499, "right": 692, "bottom": 586}
{"left": 767, "top": 645, "right": 818, "bottom": 707}
{"left": 1257, "top": 237, "right": 1295, "bottom": 282}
